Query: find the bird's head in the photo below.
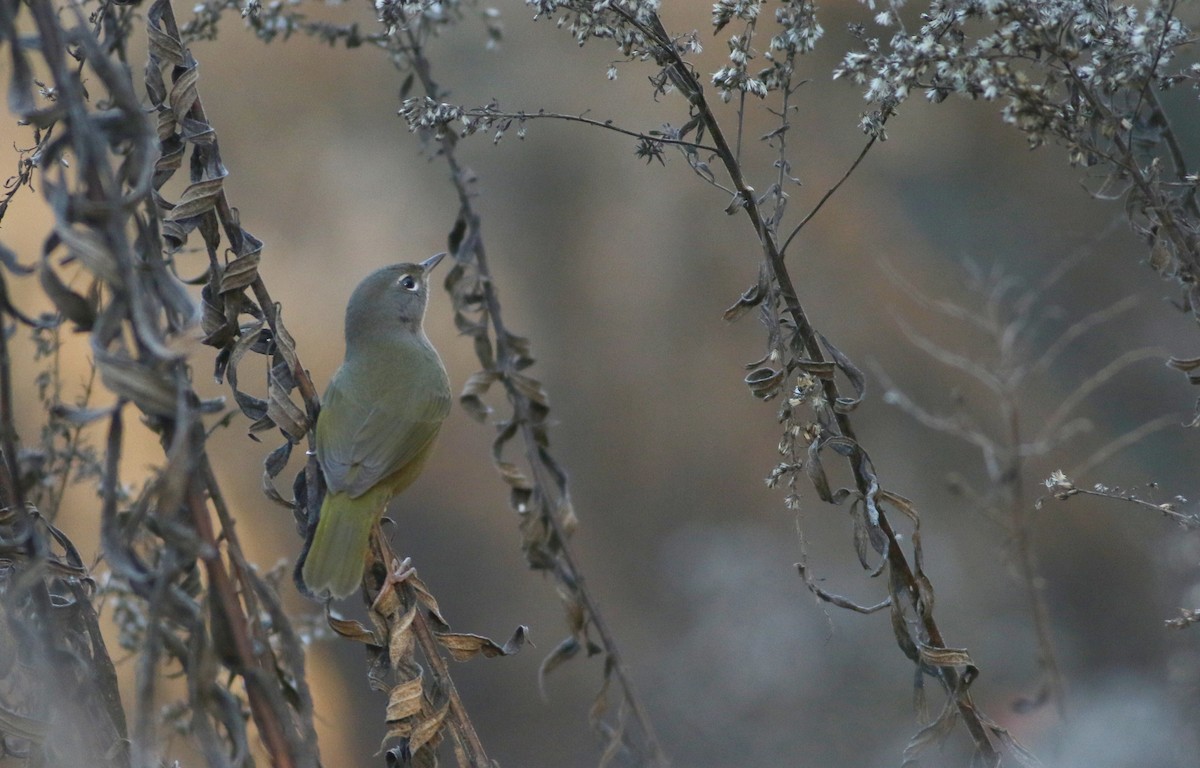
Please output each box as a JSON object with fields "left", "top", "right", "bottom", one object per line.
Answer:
{"left": 345, "top": 252, "right": 446, "bottom": 340}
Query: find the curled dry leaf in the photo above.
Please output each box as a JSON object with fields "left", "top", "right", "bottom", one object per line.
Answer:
{"left": 95, "top": 350, "right": 178, "bottom": 418}
{"left": 918, "top": 644, "right": 974, "bottom": 670}
{"left": 384, "top": 676, "right": 425, "bottom": 724}
{"left": 745, "top": 366, "right": 784, "bottom": 400}
{"left": 435, "top": 625, "right": 529, "bottom": 662}
{"left": 901, "top": 699, "right": 959, "bottom": 767}
{"left": 39, "top": 261, "right": 95, "bottom": 331}
{"left": 538, "top": 636, "right": 582, "bottom": 692}
{"left": 53, "top": 222, "right": 123, "bottom": 288}
{"left": 460, "top": 370, "right": 499, "bottom": 422}
{"left": 1167, "top": 355, "right": 1200, "bottom": 385}
{"left": 219, "top": 249, "right": 262, "bottom": 296}
{"left": 266, "top": 372, "right": 308, "bottom": 442}
{"left": 723, "top": 267, "right": 768, "bottom": 322}
{"left": 818, "top": 332, "right": 866, "bottom": 413}
{"left": 163, "top": 176, "right": 224, "bottom": 221}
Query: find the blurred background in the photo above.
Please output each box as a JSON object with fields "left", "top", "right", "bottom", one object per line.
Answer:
{"left": 3, "top": 1, "right": 1200, "bottom": 766}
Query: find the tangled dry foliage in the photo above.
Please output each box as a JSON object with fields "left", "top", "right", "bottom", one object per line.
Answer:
{"left": 0, "top": 0, "right": 525, "bottom": 765}
{"left": 2, "top": 0, "right": 1200, "bottom": 766}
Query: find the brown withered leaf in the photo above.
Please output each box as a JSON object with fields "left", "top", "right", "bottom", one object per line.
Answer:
{"left": 0, "top": 702, "right": 47, "bottom": 743}
{"left": 796, "top": 562, "right": 891, "bottom": 614}
{"left": 404, "top": 575, "right": 449, "bottom": 630}
{"left": 266, "top": 371, "right": 308, "bottom": 441}
{"left": 918, "top": 644, "right": 973, "bottom": 669}
{"left": 220, "top": 249, "right": 262, "bottom": 296}
{"left": 888, "top": 572, "right": 923, "bottom": 667}
{"left": 48, "top": 402, "right": 117, "bottom": 425}
{"left": 506, "top": 332, "right": 536, "bottom": 371}
{"left": 164, "top": 176, "right": 223, "bottom": 221}
{"left": 269, "top": 302, "right": 300, "bottom": 373}
{"left": 984, "top": 719, "right": 1045, "bottom": 768}
{"left": 326, "top": 613, "right": 380, "bottom": 646}
{"left": 509, "top": 371, "right": 549, "bottom": 409}
{"left": 384, "top": 676, "right": 424, "bottom": 724}
{"left": 723, "top": 265, "right": 769, "bottom": 322}
{"left": 538, "top": 636, "right": 581, "bottom": 693}
{"left": 261, "top": 440, "right": 294, "bottom": 508}
{"left": 371, "top": 574, "right": 405, "bottom": 622}
{"left": 154, "top": 144, "right": 184, "bottom": 192}
{"left": 2, "top": 14, "right": 35, "bottom": 116}
{"left": 146, "top": 2, "right": 186, "bottom": 65}
{"left": 387, "top": 605, "right": 418, "bottom": 668}
{"left": 745, "top": 366, "right": 784, "bottom": 400}
{"left": 1167, "top": 355, "right": 1200, "bottom": 385}
{"left": 167, "top": 63, "right": 200, "bottom": 123}
{"left": 850, "top": 498, "right": 874, "bottom": 571}
{"left": 818, "top": 332, "right": 866, "bottom": 413}
{"left": 199, "top": 278, "right": 232, "bottom": 347}
{"left": 434, "top": 625, "right": 528, "bottom": 662}
{"left": 492, "top": 422, "right": 532, "bottom": 492}
{"left": 0, "top": 242, "right": 32, "bottom": 275}
{"left": 54, "top": 222, "right": 122, "bottom": 287}
{"left": 407, "top": 700, "right": 449, "bottom": 755}
{"left": 805, "top": 436, "right": 832, "bottom": 501}
{"left": 901, "top": 699, "right": 959, "bottom": 767}
{"left": 590, "top": 654, "right": 615, "bottom": 725}
{"left": 791, "top": 358, "right": 837, "bottom": 379}
{"left": 263, "top": 439, "right": 292, "bottom": 480}
{"left": 882, "top": 489, "right": 926, "bottom": 582}
{"left": 0, "top": 270, "right": 41, "bottom": 328}
{"left": 39, "top": 261, "right": 95, "bottom": 330}
{"left": 460, "top": 370, "right": 499, "bottom": 422}
{"left": 95, "top": 350, "right": 178, "bottom": 417}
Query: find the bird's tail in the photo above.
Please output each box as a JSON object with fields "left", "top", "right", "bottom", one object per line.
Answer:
{"left": 301, "top": 491, "right": 379, "bottom": 599}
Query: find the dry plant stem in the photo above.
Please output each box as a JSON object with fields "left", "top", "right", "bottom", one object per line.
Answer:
{"left": 1061, "top": 60, "right": 1196, "bottom": 273}
{"left": 151, "top": 6, "right": 319, "bottom": 761}
{"left": 1146, "top": 88, "right": 1197, "bottom": 216}
{"left": 200, "top": 450, "right": 319, "bottom": 758}
{"left": 0, "top": 317, "right": 23, "bottom": 514}
{"left": 186, "top": 474, "right": 297, "bottom": 768}
{"left": 42, "top": 361, "right": 98, "bottom": 521}
{"left": 1057, "top": 485, "right": 1200, "bottom": 529}
{"left": 1002, "top": 400, "right": 1065, "bottom": 718}
{"left": 462, "top": 193, "right": 665, "bottom": 766}
{"left": 457, "top": 109, "right": 718, "bottom": 153}
{"left": 378, "top": 540, "right": 491, "bottom": 767}
{"left": 398, "top": 20, "right": 667, "bottom": 765}
{"left": 152, "top": 5, "right": 324, "bottom": 422}
{"left": 612, "top": 8, "right": 1000, "bottom": 761}
{"left": 410, "top": 607, "right": 489, "bottom": 767}
{"left": 779, "top": 132, "right": 878, "bottom": 256}
{"left": 154, "top": 0, "right": 326, "bottom": 588}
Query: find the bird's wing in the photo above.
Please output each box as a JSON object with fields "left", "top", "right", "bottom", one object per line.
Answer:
{"left": 317, "top": 371, "right": 450, "bottom": 499}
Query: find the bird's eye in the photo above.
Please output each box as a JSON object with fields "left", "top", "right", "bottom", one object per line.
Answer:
{"left": 399, "top": 275, "right": 418, "bottom": 292}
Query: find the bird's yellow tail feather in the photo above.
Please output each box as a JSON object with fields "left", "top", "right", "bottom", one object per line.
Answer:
{"left": 301, "top": 491, "right": 380, "bottom": 599}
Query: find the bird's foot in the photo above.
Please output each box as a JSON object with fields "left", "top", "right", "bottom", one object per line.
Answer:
{"left": 380, "top": 556, "right": 416, "bottom": 591}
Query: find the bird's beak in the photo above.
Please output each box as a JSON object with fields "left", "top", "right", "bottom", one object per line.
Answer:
{"left": 419, "top": 252, "right": 447, "bottom": 274}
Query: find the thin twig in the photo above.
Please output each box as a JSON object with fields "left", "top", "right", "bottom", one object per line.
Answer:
{"left": 375, "top": 537, "right": 491, "bottom": 767}
{"left": 459, "top": 108, "right": 720, "bottom": 154}
{"left": 186, "top": 468, "right": 297, "bottom": 768}
{"left": 780, "top": 133, "right": 879, "bottom": 256}
{"left": 609, "top": 6, "right": 1002, "bottom": 760}
{"left": 0, "top": 309, "right": 25, "bottom": 516}
{"left": 397, "top": 11, "right": 668, "bottom": 763}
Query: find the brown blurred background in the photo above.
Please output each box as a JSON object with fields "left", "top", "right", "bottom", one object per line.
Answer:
{"left": 3, "top": 1, "right": 1200, "bottom": 766}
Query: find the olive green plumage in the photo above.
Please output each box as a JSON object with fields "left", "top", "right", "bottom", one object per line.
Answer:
{"left": 301, "top": 253, "right": 450, "bottom": 600}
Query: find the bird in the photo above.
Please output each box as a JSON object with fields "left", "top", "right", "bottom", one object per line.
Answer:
{"left": 300, "top": 253, "right": 451, "bottom": 599}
